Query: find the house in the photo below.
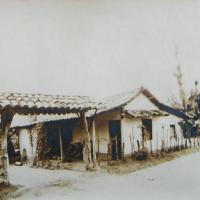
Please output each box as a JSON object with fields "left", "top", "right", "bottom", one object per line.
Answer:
{"left": 10, "top": 87, "right": 192, "bottom": 164}
{"left": 91, "top": 87, "right": 191, "bottom": 159}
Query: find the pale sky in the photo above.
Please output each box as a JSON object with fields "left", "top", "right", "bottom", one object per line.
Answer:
{"left": 0, "top": 0, "right": 200, "bottom": 103}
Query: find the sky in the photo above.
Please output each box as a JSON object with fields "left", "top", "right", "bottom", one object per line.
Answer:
{"left": 0, "top": 0, "right": 200, "bottom": 103}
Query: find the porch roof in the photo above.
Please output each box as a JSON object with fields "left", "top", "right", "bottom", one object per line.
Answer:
{"left": 0, "top": 92, "right": 97, "bottom": 115}
{"left": 123, "top": 109, "right": 168, "bottom": 118}
{"left": 10, "top": 113, "right": 78, "bottom": 129}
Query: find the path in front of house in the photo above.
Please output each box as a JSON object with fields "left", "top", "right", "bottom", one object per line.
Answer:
{"left": 8, "top": 152, "right": 200, "bottom": 200}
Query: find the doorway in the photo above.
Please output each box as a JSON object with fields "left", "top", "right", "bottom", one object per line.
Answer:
{"left": 45, "top": 122, "right": 73, "bottom": 160}
{"left": 108, "top": 120, "right": 122, "bottom": 160}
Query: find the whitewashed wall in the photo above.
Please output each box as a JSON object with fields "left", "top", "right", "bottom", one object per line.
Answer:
{"left": 121, "top": 115, "right": 184, "bottom": 155}
{"left": 121, "top": 117, "right": 142, "bottom": 155}
{"left": 95, "top": 111, "right": 121, "bottom": 154}
{"left": 72, "top": 111, "right": 121, "bottom": 154}
{"left": 18, "top": 128, "right": 33, "bottom": 160}
{"left": 94, "top": 113, "right": 183, "bottom": 155}
{"left": 125, "top": 93, "right": 158, "bottom": 111}
{"left": 152, "top": 115, "right": 184, "bottom": 150}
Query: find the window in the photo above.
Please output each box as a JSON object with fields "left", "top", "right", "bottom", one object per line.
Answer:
{"left": 142, "top": 119, "right": 152, "bottom": 140}
{"left": 170, "top": 125, "right": 177, "bottom": 139}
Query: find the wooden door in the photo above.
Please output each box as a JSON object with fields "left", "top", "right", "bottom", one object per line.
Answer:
{"left": 108, "top": 120, "right": 121, "bottom": 160}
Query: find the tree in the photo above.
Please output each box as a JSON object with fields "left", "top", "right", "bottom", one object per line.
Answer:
{"left": 173, "top": 65, "right": 187, "bottom": 111}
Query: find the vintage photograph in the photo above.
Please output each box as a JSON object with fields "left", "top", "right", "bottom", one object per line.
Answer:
{"left": 0, "top": 0, "right": 200, "bottom": 199}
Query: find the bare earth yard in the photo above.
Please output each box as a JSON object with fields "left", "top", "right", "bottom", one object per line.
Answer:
{"left": 3, "top": 149, "right": 200, "bottom": 200}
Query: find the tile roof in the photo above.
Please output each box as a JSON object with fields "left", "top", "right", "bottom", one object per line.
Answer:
{"left": 97, "top": 87, "right": 160, "bottom": 114}
{"left": 0, "top": 93, "right": 97, "bottom": 114}
{"left": 123, "top": 110, "right": 168, "bottom": 118}
{"left": 97, "top": 88, "right": 141, "bottom": 113}
{"left": 97, "top": 87, "right": 191, "bottom": 120}
{"left": 9, "top": 88, "right": 192, "bottom": 130}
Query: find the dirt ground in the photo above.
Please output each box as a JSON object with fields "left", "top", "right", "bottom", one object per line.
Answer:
{"left": 99, "top": 147, "right": 200, "bottom": 174}
{"left": 0, "top": 184, "right": 17, "bottom": 200}
{"left": 1, "top": 147, "right": 200, "bottom": 200}
{"left": 29, "top": 146, "right": 200, "bottom": 174}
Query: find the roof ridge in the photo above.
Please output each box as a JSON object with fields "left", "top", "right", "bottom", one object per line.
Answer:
{"left": 100, "top": 87, "right": 141, "bottom": 102}
{"left": 96, "top": 87, "right": 143, "bottom": 113}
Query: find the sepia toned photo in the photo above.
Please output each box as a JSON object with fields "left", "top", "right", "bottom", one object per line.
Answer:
{"left": 0, "top": 0, "right": 200, "bottom": 199}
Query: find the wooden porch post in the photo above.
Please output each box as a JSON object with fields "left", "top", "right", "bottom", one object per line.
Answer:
{"left": 0, "top": 109, "right": 14, "bottom": 184}
{"left": 59, "top": 127, "right": 64, "bottom": 162}
{"left": 80, "top": 111, "right": 92, "bottom": 170}
{"left": 91, "top": 120, "right": 97, "bottom": 167}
